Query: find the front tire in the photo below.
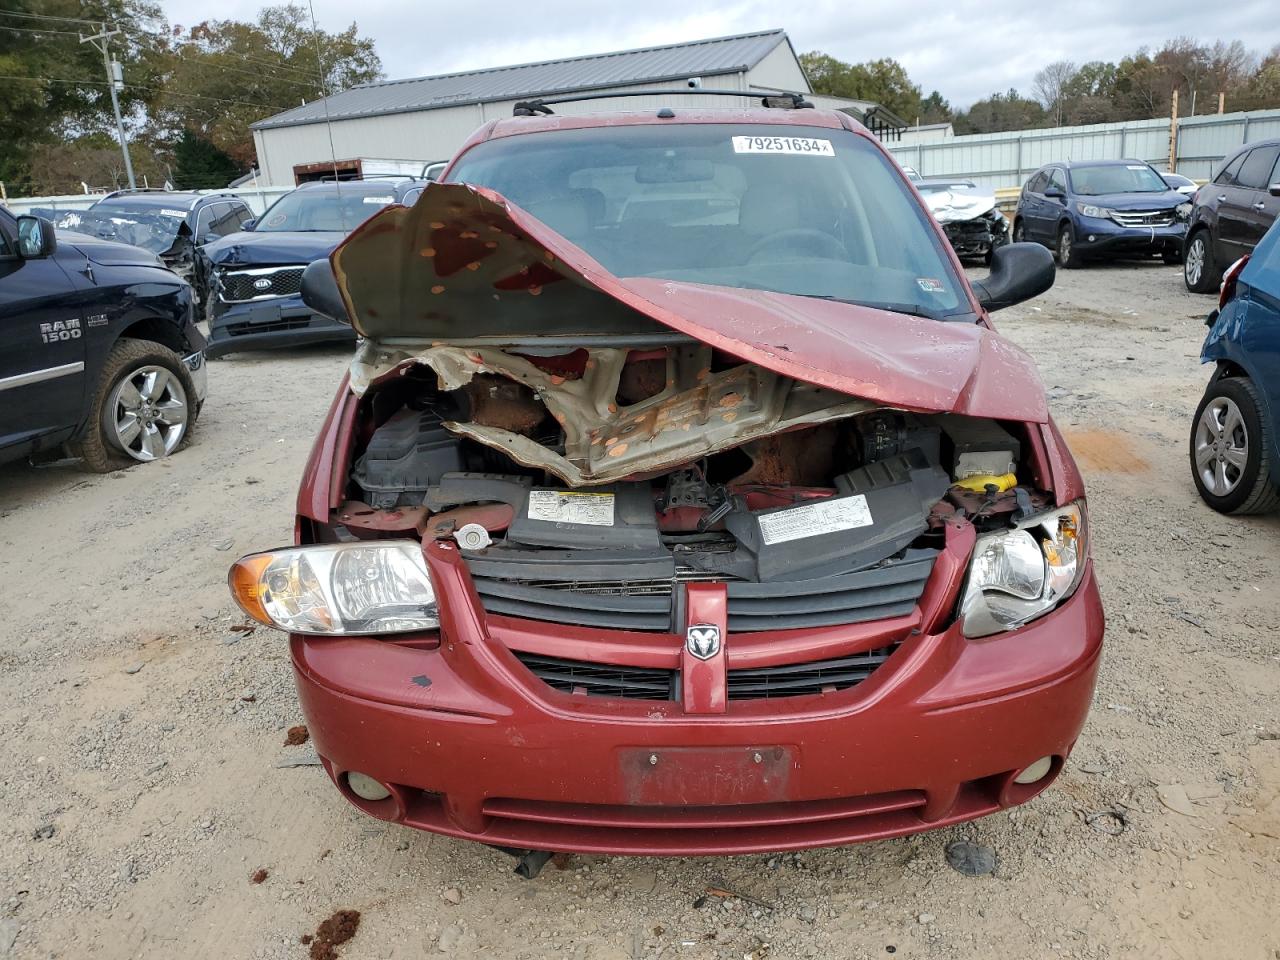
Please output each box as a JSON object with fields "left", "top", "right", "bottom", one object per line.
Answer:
{"left": 1183, "top": 229, "right": 1221, "bottom": 293}
{"left": 1056, "top": 224, "right": 1083, "bottom": 269}
{"left": 71, "top": 339, "right": 198, "bottom": 473}
{"left": 1189, "top": 376, "right": 1280, "bottom": 515}
{"left": 1012, "top": 219, "right": 1026, "bottom": 243}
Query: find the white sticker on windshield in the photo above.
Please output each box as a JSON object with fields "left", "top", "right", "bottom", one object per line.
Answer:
{"left": 159, "top": 208, "right": 188, "bottom": 218}
{"left": 527, "top": 490, "right": 615, "bottom": 526}
{"left": 917, "top": 278, "right": 946, "bottom": 294}
{"left": 732, "top": 135, "right": 834, "bottom": 156}
{"left": 1126, "top": 165, "right": 1148, "bottom": 171}
{"left": 363, "top": 196, "right": 394, "bottom": 204}
{"left": 757, "top": 495, "right": 873, "bottom": 545}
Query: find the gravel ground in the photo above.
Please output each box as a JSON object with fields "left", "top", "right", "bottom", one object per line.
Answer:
{"left": 1, "top": 261, "right": 1278, "bottom": 960}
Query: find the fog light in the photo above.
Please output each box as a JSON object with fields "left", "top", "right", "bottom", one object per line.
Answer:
{"left": 1014, "top": 756, "right": 1054, "bottom": 785}
{"left": 1087, "top": 234, "right": 1096, "bottom": 242}
{"left": 346, "top": 771, "right": 391, "bottom": 801}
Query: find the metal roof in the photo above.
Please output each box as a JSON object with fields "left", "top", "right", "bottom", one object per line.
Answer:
{"left": 253, "top": 29, "right": 793, "bottom": 131}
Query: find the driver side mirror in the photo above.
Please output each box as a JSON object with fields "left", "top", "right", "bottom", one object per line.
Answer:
{"left": 242, "top": 218, "right": 256, "bottom": 231}
{"left": 970, "top": 242, "right": 1055, "bottom": 312}
{"left": 300, "top": 258, "right": 350, "bottom": 324}
{"left": 1043, "top": 187, "right": 1065, "bottom": 200}
{"left": 16, "top": 216, "right": 56, "bottom": 259}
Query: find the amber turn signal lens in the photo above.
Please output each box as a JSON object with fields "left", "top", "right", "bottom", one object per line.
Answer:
{"left": 228, "top": 554, "right": 275, "bottom": 625}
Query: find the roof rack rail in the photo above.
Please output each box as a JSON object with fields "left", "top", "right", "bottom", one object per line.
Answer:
{"left": 512, "top": 88, "right": 813, "bottom": 116}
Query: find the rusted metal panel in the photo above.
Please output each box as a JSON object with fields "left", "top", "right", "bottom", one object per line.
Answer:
{"left": 333, "top": 182, "right": 1047, "bottom": 425}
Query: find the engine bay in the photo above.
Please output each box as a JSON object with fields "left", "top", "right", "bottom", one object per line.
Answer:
{"left": 328, "top": 343, "right": 1050, "bottom": 634}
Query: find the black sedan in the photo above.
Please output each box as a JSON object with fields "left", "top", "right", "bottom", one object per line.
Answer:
{"left": 0, "top": 208, "right": 207, "bottom": 471}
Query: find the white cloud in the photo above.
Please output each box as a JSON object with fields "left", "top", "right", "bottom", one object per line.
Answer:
{"left": 155, "top": 0, "right": 1280, "bottom": 109}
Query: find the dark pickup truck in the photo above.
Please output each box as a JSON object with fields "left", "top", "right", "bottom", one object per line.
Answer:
{"left": 0, "top": 209, "right": 207, "bottom": 471}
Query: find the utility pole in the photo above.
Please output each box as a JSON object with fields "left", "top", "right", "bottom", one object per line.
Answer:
{"left": 79, "top": 24, "right": 136, "bottom": 190}
{"left": 1168, "top": 89, "right": 1179, "bottom": 173}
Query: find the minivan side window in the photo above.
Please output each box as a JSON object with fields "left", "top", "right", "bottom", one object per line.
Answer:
{"left": 1047, "top": 169, "right": 1067, "bottom": 193}
{"left": 1214, "top": 151, "right": 1247, "bottom": 185}
{"left": 1236, "top": 145, "right": 1280, "bottom": 190}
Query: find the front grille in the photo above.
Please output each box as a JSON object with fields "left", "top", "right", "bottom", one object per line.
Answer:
{"left": 1110, "top": 209, "right": 1175, "bottom": 228}
{"left": 512, "top": 647, "right": 898, "bottom": 701}
{"left": 218, "top": 266, "right": 305, "bottom": 302}
{"left": 224, "top": 317, "right": 313, "bottom": 336}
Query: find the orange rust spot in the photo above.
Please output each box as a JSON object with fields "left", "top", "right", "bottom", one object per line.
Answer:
{"left": 604, "top": 436, "right": 619, "bottom": 447}
{"left": 718, "top": 393, "right": 742, "bottom": 408}
{"left": 467, "top": 352, "right": 483, "bottom": 363}
{"left": 430, "top": 284, "right": 445, "bottom": 294}
{"left": 466, "top": 261, "right": 481, "bottom": 271}
{"left": 721, "top": 411, "right": 738, "bottom": 422}
{"left": 696, "top": 368, "right": 710, "bottom": 382}
{"left": 419, "top": 247, "right": 436, "bottom": 258}
{"left": 550, "top": 375, "right": 565, "bottom": 385}
{"left": 484, "top": 241, "right": 498, "bottom": 249}
{"left": 585, "top": 359, "right": 596, "bottom": 370}
{"left": 682, "top": 423, "right": 692, "bottom": 431}
{"left": 607, "top": 403, "right": 617, "bottom": 413}
{"left": 544, "top": 251, "right": 555, "bottom": 261}
{"left": 529, "top": 285, "right": 542, "bottom": 296}
{"left": 460, "top": 230, "right": 478, "bottom": 239}
{"left": 1060, "top": 429, "right": 1150, "bottom": 474}
{"left": 607, "top": 443, "right": 628, "bottom": 458}
{"left": 430, "top": 221, "right": 445, "bottom": 229}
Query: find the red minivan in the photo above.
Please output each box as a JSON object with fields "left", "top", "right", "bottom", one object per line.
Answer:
{"left": 231, "top": 100, "right": 1103, "bottom": 868}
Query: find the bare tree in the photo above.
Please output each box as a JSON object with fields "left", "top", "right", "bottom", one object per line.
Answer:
{"left": 1033, "top": 60, "right": 1078, "bottom": 126}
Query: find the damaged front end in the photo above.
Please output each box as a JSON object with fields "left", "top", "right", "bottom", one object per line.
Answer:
{"left": 920, "top": 183, "right": 1010, "bottom": 263}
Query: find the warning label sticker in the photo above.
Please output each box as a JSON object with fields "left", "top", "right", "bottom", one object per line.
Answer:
{"left": 731, "top": 135, "right": 834, "bottom": 156}
{"left": 527, "top": 490, "right": 615, "bottom": 526}
{"left": 757, "top": 495, "right": 873, "bottom": 545}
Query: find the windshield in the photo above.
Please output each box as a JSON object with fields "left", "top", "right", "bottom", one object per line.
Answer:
{"left": 446, "top": 123, "right": 968, "bottom": 319}
{"left": 255, "top": 188, "right": 397, "bottom": 232}
{"left": 68, "top": 201, "right": 189, "bottom": 255}
{"left": 1070, "top": 164, "right": 1168, "bottom": 195}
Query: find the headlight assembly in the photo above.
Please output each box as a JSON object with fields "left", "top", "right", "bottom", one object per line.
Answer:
{"left": 229, "top": 541, "right": 438, "bottom": 635}
{"left": 1075, "top": 202, "right": 1114, "bottom": 219}
{"left": 959, "top": 501, "right": 1088, "bottom": 638}
{"left": 1176, "top": 202, "right": 1193, "bottom": 220}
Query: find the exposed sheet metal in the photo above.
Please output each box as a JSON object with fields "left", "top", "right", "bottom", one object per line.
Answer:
{"left": 333, "top": 182, "right": 1048, "bottom": 425}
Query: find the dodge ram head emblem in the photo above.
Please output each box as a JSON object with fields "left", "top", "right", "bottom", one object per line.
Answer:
{"left": 686, "top": 624, "right": 721, "bottom": 660}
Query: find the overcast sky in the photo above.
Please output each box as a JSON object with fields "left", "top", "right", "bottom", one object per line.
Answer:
{"left": 155, "top": 0, "right": 1280, "bottom": 109}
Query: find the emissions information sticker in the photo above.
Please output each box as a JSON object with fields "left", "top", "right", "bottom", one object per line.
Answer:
{"left": 731, "top": 135, "right": 834, "bottom": 156}
{"left": 527, "top": 490, "right": 615, "bottom": 526}
{"left": 758, "top": 495, "right": 873, "bottom": 545}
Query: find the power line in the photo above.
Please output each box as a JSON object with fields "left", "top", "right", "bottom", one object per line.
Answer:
{"left": 0, "top": 74, "right": 296, "bottom": 112}
{"left": 0, "top": 23, "right": 86, "bottom": 38}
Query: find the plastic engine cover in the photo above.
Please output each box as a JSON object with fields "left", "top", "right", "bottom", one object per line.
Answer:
{"left": 352, "top": 408, "right": 464, "bottom": 508}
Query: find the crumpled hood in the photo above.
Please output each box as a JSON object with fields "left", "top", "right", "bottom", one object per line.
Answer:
{"left": 204, "top": 230, "right": 346, "bottom": 267}
{"left": 332, "top": 182, "right": 1048, "bottom": 424}
{"left": 58, "top": 230, "right": 167, "bottom": 268}
{"left": 921, "top": 189, "right": 997, "bottom": 223}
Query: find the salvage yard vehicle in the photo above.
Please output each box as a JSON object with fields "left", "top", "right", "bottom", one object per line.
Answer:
{"left": 199, "top": 178, "right": 428, "bottom": 358}
{"left": 58, "top": 189, "right": 253, "bottom": 292}
{"left": 916, "top": 177, "right": 1009, "bottom": 263}
{"left": 0, "top": 209, "right": 206, "bottom": 471}
{"left": 1013, "top": 159, "right": 1190, "bottom": 268}
{"left": 229, "top": 97, "right": 1103, "bottom": 865}
{"left": 1183, "top": 139, "right": 1280, "bottom": 293}
{"left": 1190, "top": 216, "right": 1280, "bottom": 514}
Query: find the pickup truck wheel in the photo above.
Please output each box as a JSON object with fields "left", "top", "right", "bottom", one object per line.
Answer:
{"left": 1056, "top": 225, "right": 1083, "bottom": 269}
{"left": 1183, "top": 229, "right": 1221, "bottom": 293}
{"left": 1189, "top": 376, "right": 1280, "bottom": 515}
{"left": 71, "top": 339, "right": 198, "bottom": 473}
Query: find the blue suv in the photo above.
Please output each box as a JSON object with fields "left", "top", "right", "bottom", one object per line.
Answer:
{"left": 1191, "top": 213, "right": 1280, "bottom": 514}
{"left": 1013, "top": 160, "right": 1191, "bottom": 268}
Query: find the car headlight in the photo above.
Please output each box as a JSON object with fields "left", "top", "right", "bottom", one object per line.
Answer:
{"left": 1175, "top": 202, "right": 1193, "bottom": 220}
{"left": 1075, "top": 202, "right": 1113, "bottom": 219}
{"left": 959, "top": 501, "right": 1088, "bottom": 638}
{"left": 228, "top": 541, "right": 438, "bottom": 635}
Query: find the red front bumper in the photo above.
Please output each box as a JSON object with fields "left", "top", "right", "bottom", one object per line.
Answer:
{"left": 290, "top": 528, "right": 1104, "bottom": 855}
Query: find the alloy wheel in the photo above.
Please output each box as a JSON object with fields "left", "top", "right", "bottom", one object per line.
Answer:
{"left": 108, "top": 364, "right": 189, "bottom": 462}
{"left": 1057, "top": 229, "right": 1071, "bottom": 263}
{"left": 1185, "top": 236, "right": 1204, "bottom": 287}
{"left": 1193, "top": 396, "right": 1248, "bottom": 496}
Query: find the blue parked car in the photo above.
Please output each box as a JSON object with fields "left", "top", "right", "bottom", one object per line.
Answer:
{"left": 1013, "top": 160, "right": 1192, "bottom": 268}
{"left": 1192, "top": 209, "right": 1280, "bottom": 514}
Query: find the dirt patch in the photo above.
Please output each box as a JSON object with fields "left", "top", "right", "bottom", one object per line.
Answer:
{"left": 284, "top": 725, "right": 309, "bottom": 746}
{"left": 307, "top": 909, "right": 361, "bottom": 960}
{"left": 249, "top": 868, "right": 267, "bottom": 885}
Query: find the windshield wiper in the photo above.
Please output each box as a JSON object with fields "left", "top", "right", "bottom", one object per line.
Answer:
{"left": 802, "top": 295, "right": 941, "bottom": 320}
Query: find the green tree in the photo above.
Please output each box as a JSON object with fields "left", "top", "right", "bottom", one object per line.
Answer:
{"left": 953, "top": 90, "right": 1046, "bottom": 134}
{"left": 799, "top": 52, "right": 924, "bottom": 120}
{"left": 0, "top": 0, "right": 166, "bottom": 193}
{"left": 172, "top": 128, "right": 241, "bottom": 189}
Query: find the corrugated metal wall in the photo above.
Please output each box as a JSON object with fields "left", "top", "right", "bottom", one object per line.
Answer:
{"left": 888, "top": 108, "right": 1280, "bottom": 189}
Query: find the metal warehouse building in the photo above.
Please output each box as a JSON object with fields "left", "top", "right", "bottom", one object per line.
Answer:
{"left": 250, "top": 29, "right": 905, "bottom": 186}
